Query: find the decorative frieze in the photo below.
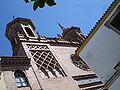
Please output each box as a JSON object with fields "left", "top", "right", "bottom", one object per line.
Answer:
{"left": 0, "top": 57, "right": 30, "bottom": 66}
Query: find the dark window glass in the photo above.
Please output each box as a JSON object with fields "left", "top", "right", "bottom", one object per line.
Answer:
{"left": 14, "top": 70, "right": 29, "bottom": 87}
{"left": 110, "top": 11, "right": 120, "bottom": 30}
{"left": 25, "top": 27, "right": 35, "bottom": 37}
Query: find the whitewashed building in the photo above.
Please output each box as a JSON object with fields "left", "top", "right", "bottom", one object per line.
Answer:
{"left": 76, "top": 0, "right": 120, "bottom": 89}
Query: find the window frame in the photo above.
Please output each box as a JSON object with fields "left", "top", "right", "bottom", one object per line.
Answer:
{"left": 105, "top": 5, "right": 120, "bottom": 35}
{"left": 21, "top": 24, "right": 37, "bottom": 39}
{"left": 24, "top": 27, "right": 35, "bottom": 37}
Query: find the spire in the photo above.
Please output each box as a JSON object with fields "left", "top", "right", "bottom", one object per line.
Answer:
{"left": 57, "top": 22, "right": 65, "bottom": 31}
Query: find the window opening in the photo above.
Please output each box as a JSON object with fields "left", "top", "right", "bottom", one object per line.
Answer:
{"left": 25, "top": 27, "right": 35, "bottom": 37}
{"left": 110, "top": 11, "right": 120, "bottom": 30}
{"left": 14, "top": 70, "right": 29, "bottom": 87}
{"left": 73, "top": 75, "right": 103, "bottom": 89}
{"left": 105, "top": 5, "right": 120, "bottom": 35}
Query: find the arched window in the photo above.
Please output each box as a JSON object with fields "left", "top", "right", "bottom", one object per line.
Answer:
{"left": 14, "top": 70, "right": 29, "bottom": 87}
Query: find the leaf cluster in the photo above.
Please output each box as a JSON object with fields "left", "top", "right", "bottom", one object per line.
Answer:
{"left": 24, "top": 0, "right": 56, "bottom": 10}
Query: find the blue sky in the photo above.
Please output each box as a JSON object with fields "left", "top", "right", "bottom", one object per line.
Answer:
{"left": 0, "top": 0, "right": 113, "bottom": 56}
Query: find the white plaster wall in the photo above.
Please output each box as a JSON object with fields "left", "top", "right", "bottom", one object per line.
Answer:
{"left": 0, "top": 72, "right": 6, "bottom": 90}
{"left": 80, "top": 2, "right": 120, "bottom": 83}
{"left": 41, "top": 77, "right": 80, "bottom": 90}
{"left": 109, "top": 77, "right": 120, "bottom": 90}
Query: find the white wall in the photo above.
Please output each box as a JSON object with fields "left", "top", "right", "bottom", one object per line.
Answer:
{"left": 110, "top": 77, "right": 120, "bottom": 90}
{"left": 80, "top": 2, "right": 120, "bottom": 83}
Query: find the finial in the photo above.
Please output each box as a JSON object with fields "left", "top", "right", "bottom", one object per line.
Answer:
{"left": 12, "top": 16, "right": 15, "bottom": 20}
{"left": 57, "top": 22, "right": 65, "bottom": 31}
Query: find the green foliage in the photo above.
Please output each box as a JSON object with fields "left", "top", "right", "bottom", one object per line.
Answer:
{"left": 24, "top": 0, "right": 56, "bottom": 11}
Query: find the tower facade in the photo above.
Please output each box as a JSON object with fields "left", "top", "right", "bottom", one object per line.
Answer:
{"left": 0, "top": 18, "right": 103, "bottom": 90}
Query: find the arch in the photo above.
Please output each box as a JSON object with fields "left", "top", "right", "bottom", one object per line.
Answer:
{"left": 14, "top": 70, "right": 29, "bottom": 87}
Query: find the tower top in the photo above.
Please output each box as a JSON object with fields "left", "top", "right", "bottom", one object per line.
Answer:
{"left": 5, "top": 17, "right": 35, "bottom": 40}
{"left": 57, "top": 23, "right": 81, "bottom": 37}
{"left": 57, "top": 23, "right": 85, "bottom": 42}
{"left": 62, "top": 26, "right": 81, "bottom": 37}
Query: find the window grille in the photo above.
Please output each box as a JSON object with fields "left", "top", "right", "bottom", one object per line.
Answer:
{"left": 27, "top": 44, "right": 66, "bottom": 78}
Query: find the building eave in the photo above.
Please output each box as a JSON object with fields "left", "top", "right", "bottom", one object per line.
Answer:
{"left": 0, "top": 56, "right": 31, "bottom": 66}
{"left": 0, "top": 56, "right": 29, "bottom": 60}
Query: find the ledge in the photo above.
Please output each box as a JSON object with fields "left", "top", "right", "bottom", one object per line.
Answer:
{"left": 0, "top": 56, "right": 31, "bottom": 66}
